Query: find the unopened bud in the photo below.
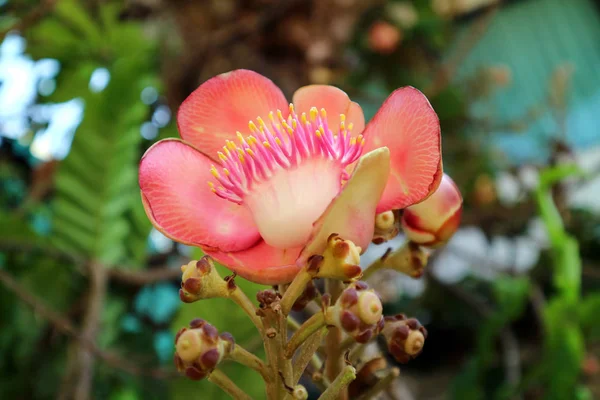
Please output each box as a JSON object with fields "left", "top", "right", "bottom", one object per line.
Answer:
{"left": 179, "top": 257, "right": 229, "bottom": 303}
{"left": 326, "top": 282, "right": 384, "bottom": 343}
{"left": 174, "top": 319, "right": 234, "bottom": 380}
{"left": 382, "top": 314, "right": 427, "bottom": 363}
{"left": 401, "top": 174, "right": 462, "bottom": 248}
{"left": 257, "top": 289, "right": 281, "bottom": 309}
{"left": 307, "top": 234, "right": 362, "bottom": 280}
{"left": 292, "top": 385, "right": 308, "bottom": 400}
{"left": 373, "top": 211, "right": 399, "bottom": 244}
{"left": 292, "top": 280, "right": 318, "bottom": 312}
{"left": 382, "top": 242, "right": 428, "bottom": 278}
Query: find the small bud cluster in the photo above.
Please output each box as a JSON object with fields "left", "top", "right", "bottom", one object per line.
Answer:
{"left": 174, "top": 318, "right": 234, "bottom": 380}
{"left": 307, "top": 234, "right": 362, "bottom": 281}
{"left": 382, "top": 314, "right": 427, "bottom": 363}
{"left": 179, "top": 257, "right": 228, "bottom": 303}
{"left": 372, "top": 211, "right": 399, "bottom": 244}
{"left": 326, "top": 282, "right": 384, "bottom": 343}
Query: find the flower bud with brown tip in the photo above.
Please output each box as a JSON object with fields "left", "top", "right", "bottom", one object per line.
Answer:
{"left": 325, "top": 282, "right": 384, "bottom": 343}
{"left": 173, "top": 319, "right": 234, "bottom": 380}
{"left": 382, "top": 314, "right": 427, "bottom": 363}
{"left": 307, "top": 234, "right": 362, "bottom": 281}
{"left": 179, "top": 257, "right": 229, "bottom": 303}
{"left": 291, "top": 280, "right": 318, "bottom": 312}
{"left": 373, "top": 211, "right": 400, "bottom": 244}
{"left": 401, "top": 174, "right": 462, "bottom": 248}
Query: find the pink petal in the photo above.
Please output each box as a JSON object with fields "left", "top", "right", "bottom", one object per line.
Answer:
{"left": 362, "top": 87, "right": 442, "bottom": 213}
{"left": 292, "top": 85, "right": 365, "bottom": 133}
{"left": 299, "top": 147, "right": 391, "bottom": 263}
{"left": 204, "top": 241, "right": 302, "bottom": 285}
{"left": 139, "top": 139, "right": 260, "bottom": 251}
{"left": 177, "top": 70, "right": 288, "bottom": 157}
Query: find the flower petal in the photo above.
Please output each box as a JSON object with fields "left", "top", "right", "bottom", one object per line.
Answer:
{"left": 177, "top": 70, "right": 288, "bottom": 156}
{"left": 292, "top": 85, "right": 365, "bottom": 133}
{"left": 362, "top": 87, "right": 442, "bottom": 213}
{"left": 299, "top": 147, "right": 391, "bottom": 263}
{"left": 139, "top": 139, "right": 260, "bottom": 251}
{"left": 204, "top": 241, "right": 302, "bottom": 285}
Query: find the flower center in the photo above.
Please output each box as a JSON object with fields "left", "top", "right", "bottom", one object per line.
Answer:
{"left": 208, "top": 105, "right": 364, "bottom": 248}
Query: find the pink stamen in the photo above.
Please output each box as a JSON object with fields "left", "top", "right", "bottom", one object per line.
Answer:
{"left": 207, "top": 104, "right": 364, "bottom": 202}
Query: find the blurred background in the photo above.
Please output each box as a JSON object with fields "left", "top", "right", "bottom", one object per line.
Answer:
{"left": 1, "top": 0, "right": 600, "bottom": 399}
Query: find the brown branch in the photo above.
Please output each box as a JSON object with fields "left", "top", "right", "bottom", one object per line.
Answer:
{"left": 0, "top": 0, "right": 57, "bottom": 41}
{"left": 108, "top": 265, "right": 182, "bottom": 285}
{"left": 0, "top": 239, "right": 183, "bottom": 285}
{"left": 0, "top": 268, "right": 177, "bottom": 380}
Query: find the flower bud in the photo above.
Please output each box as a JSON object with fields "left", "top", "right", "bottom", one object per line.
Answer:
{"left": 382, "top": 314, "right": 427, "bottom": 363}
{"left": 381, "top": 241, "right": 428, "bottom": 278}
{"left": 373, "top": 210, "right": 399, "bottom": 244}
{"left": 291, "top": 280, "right": 318, "bottom": 312}
{"left": 326, "top": 282, "right": 384, "bottom": 343}
{"left": 292, "top": 385, "right": 308, "bottom": 400}
{"left": 179, "top": 256, "right": 229, "bottom": 303}
{"left": 368, "top": 21, "right": 402, "bottom": 54}
{"left": 307, "top": 234, "right": 362, "bottom": 281}
{"left": 401, "top": 174, "right": 462, "bottom": 248}
{"left": 173, "top": 319, "right": 234, "bottom": 380}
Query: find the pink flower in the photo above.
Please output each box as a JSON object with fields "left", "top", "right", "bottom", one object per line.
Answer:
{"left": 139, "top": 70, "right": 442, "bottom": 284}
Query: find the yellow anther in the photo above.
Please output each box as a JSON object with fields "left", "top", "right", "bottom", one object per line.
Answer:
{"left": 315, "top": 129, "right": 322, "bottom": 138}
{"left": 248, "top": 121, "right": 258, "bottom": 132}
{"left": 257, "top": 116, "right": 266, "bottom": 128}
{"left": 263, "top": 141, "right": 271, "bottom": 148}
{"left": 208, "top": 181, "right": 215, "bottom": 188}
{"left": 269, "top": 111, "right": 275, "bottom": 123}
{"left": 236, "top": 131, "right": 245, "bottom": 143}
{"left": 211, "top": 188, "right": 217, "bottom": 193}
{"left": 246, "top": 148, "right": 255, "bottom": 157}
{"left": 350, "top": 137, "right": 357, "bottom": 146}
{"left": 218, "top": 152, "right": 227, "bottom": 161}
{"left": 275, "top": 137, "right": 282, "bottom": 146}
{"left": 237, "top": 149, "right": 245, "bottom": 162}
{"left": 301, "top": 113, "right": 308, "bottom": 125}
{"left": 320, "top": 108, "right": 327, "bottom": 119}
{"left": 292, "top": 119, "right": 298, "bottom": 129}
{"left": 282, "top": 120, "right": 292, "bottom": 133}
{"left": 210, "top": 166, "right": 220, "bottom": 178}
{"left": 277, "top": 109, "right": 284, "bottom": 123}
{"left": 348, "top": 122, "right": 354, "bottom": 131}
{"left": 223, "top": 168, "right": 230, "bottom": 175}
{"left": 340, "top": 114, "right": 346, "bottom": 123}
{"left": 310, "top": 107, "right": 318, "bottom": 121}
{"left": 289, "top": 103, "right": 295, "bottom": 115}
{"left": 319, "top": 126, "right": 325, "bottom": 135}
{"left": 247, "top": 136, "right": 256, "bottom": 145}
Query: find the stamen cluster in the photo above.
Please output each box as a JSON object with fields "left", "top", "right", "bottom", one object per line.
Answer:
{"left": 209, "top": 105, "right": 364, "bottom": 204}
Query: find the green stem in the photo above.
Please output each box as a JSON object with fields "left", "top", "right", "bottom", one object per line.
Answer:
{"left": 208, "top": 369, "right": 253, "bottom": 400}
{"left": 229, "top": 287, "right": 264, "bottom": 334}
{"left": 228, "top": 345, "right": 269, "bottom": 382}
{"left": 317, "top": 365, "right": 356, "bottom": 400}
{"left": 293, "top": 327, "right": 328, "bottom": 385}
{"left": 285, "top": 312, "right": 326, "bottom": 358}
{"left": 324, "top": 279, "right": 345, "bottom": 399}
{"left": 280, "top": 268, "right": 313, "bottom": 315}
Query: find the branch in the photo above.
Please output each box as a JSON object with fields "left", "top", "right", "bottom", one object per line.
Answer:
{"left": 0, "top": 0, "right": 57, "bottom": 41}
{"left": 0, "top": 268, "right": 177, "bottom": 379}
{"left": 108, "top": 266, "right": 182, "bottom": 285}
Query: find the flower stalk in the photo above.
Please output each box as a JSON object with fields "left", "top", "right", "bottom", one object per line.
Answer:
{"left": 208, "top": 369, "right": 253, "bottom": 400}
{"left": 318, "top": 364, "right": 357, "bottom": 400}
